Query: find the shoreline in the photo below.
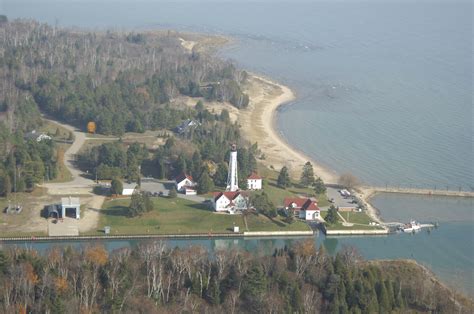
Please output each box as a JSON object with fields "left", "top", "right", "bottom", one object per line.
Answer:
{"left": 239, "top": 74, "right": 474, "bottom": 225}
{"left": 239, "top": 74, "right": 338, "bottom": 185}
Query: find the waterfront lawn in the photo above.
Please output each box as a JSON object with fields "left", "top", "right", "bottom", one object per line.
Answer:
{"left": 257, "top": 165, "right": 330, "bottom": 207}
{"left": 338, "top": 212, "right": 373, "bottom": 225}
{"left": 322, "top": 211, "right": 383, "bottom": 230}
{"left": 93, "top": 197, "right": 310, "bottom": 235}
{"left": 244, "top": 213, "right": 311, "bottom": 232}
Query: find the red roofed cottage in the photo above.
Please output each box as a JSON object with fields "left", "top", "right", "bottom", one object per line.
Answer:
{"left": 212, "top": 191, "right": 249, "bottom": 213}
{"left": 283, "top": 197, "right": 320, "bottom": 220}
{"left": 247, "top": 173, "right": 262, "bottom": 190}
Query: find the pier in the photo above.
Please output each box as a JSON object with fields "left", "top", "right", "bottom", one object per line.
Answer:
{"left": 362, "top": 186, "right": 474, "bottom": 198}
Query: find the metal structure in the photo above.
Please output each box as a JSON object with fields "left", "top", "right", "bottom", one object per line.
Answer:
{"left": 226, "top": 144, "right": 239, "bottom": 192}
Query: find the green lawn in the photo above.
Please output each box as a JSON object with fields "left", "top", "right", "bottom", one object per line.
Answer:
{"left": 339, "top": 211, "right": 373, "bottom": 225}
{"left": 257, "top": 164, "right": 329, "bottom": 207}
{"left": 244, "top": 214, "right": 311, "bottom": 232}
{"left": 89, "top": 196, "right": 310, "bottom": 235}
{"left": 321, "top": 211, "right": 384, "bottom": 231}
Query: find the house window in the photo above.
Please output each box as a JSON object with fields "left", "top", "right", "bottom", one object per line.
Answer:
{"left": 294, "top": 210, "right": 300, "bottom": 216}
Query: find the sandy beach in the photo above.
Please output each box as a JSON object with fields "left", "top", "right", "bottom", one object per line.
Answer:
{"left": 239, "top": 74, "right": 338, "bottom": 184}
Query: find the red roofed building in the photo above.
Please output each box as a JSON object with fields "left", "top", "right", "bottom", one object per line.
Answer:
{"left": 283, "top": 197, "right": 320, "bottom": 220}
{"left": 247, "top": 173, "right": 262, "bottom": 190}
{"left": 174, "top": 173, "right": 197, "bottom": 195}
{"left": 212, "top": 191, "right": 249, "bottom": 213}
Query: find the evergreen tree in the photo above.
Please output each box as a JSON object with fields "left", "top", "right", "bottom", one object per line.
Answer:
{"left": 213, "top": 162, "right": 228, "bottom": 187}
{"left": 197, "top": 171, "right": 214, "bottom": 194}
{"left": 300, "top": 161, "right": 315, "bottom": 186}
{"left": 168, "top": 186, "right": 177, "bottom": 198}
{"left": 314, "top": 177, "right": 327, "bottom": 194}
{"left": 128, "top": 190, "right": 152, "bottom": 217}
{"left": 326, "top": 205, "right": 339, "bottom": 224}
{"left": 175, "top": 155, "right": 187, "bottom": 175}
{"left": 0, "top": 174, "right": 11, "bottom": 197}
{"left": 376, "top": 281, "right": 390, "bottom": 312}
{"left": 243, "top": 263, "right": 267, "bottom": 307}
{"left": 190, "top": 151, "right": 202, "bottom": 179}
{"left": 110, "top": 178, "right": 123, "bottom": 195}
{"left": 277, "top": 166, "right": 291, "bottom": 188}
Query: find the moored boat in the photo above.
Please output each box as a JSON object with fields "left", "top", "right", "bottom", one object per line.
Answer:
{"left": 402, "top": 220, "right": 421, "bottom": 233}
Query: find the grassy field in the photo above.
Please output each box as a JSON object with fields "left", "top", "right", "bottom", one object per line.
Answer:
{"left": 339, "top": 211, "right": 373, "bottom": 225}
{"left": 89, "top": 196, "right": 310, "bottom": 235}
{"left": 322, "top": 210, "right": 383, "bottom": 231}
{"left": 257, "top": 164, "right": 330, "bottom": 207}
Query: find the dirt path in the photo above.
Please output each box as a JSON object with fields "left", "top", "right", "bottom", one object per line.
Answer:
{"left": 40, "top": 119, "right": 102, "bottom": 232}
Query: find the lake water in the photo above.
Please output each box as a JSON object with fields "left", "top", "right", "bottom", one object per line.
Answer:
{"left": 3, "top": 0, "right": 473, "bottom": 296}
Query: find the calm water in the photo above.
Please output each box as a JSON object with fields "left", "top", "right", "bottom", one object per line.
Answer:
{"left": 3, "top": 0, "right": 473, "bottom": 295}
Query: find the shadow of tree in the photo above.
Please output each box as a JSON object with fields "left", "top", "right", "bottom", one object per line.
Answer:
{"left": 269, "top": 217, "right": 286, "bottom": 227}
{"left": 187, "top": 203, "right": 212, "bottom": 212}
{"left": 101, "top": 206, "right": 129, "bottom": 217}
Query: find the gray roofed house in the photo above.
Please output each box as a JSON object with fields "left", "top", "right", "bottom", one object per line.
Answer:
{"left": 25, "top": 130, "right": 52, "bottom": 142}
{"left": 174, "top": 119, "right": 200, "bottom": 135}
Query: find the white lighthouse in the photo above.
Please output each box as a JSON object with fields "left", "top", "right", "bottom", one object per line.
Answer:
{"left": 226, "top": 144, "right": 239, "bottom": 191}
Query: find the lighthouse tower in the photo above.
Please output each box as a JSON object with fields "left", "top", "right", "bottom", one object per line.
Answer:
{"left": 226, "top": 144, "right": 239, "bottom": 191}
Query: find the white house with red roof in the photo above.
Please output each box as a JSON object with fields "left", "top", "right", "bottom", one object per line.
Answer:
{"left": 212, "top": 191, "right": 249, "bottom": 213}
{"left": 247, "top": 173, "right": 263, "bottom": 190}
{"left": 174, "top": 173, "right": 197, "bottom": 195}
{"left": 283, "top": 197, "right": 320, "bottom": 220}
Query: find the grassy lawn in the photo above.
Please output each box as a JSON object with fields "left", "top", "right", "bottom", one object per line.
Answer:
{"left": 89, "top": 196, "right": 310, "bottom": 235}
{"left": 48, "top": 143, "right": 73, "bottom": 183}
{"left": 244, "top": 214, "right": 311, "bottom": 232}
{"left": 339, "top": 211, "right": 373, "bottom": 225}
{"left": 257, "top": 164, "right": 329, "bottom": 207}
{"left": 321, "top": 211, "right": 383, "bottom": 231}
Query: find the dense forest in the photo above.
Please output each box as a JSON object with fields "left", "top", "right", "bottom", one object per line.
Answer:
{"left": 0, "top": 241, "right": 471, "bottom": 313}
{"left": 0, "top": 18, "right": 251, "bottom": 194}
{"left": 1, "top": 19, "right": 249, "bottom": 135}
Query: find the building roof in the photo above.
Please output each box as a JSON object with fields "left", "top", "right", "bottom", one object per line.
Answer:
{"left": 123, "top": 183, "right": 138, "bottom": 190}
{"left": 175, "top": 172, "right": 194, "bottom": 183}
{"left": 25, "top": 130, "right": 52, "bottom": 142}
{"left": 283, "top": 197, "right": 319, "bottom": 211}
{"left": 175, "top": 119, "right": 200, "bottom": 134}
{"left": 213, "top": 191, "right": 247, "bottom": 202}
{"left": 61, "top": 197, "right": 80, "bottom": 206}
{"left": 247, "top": 173, "right": 262, "bottom": 180}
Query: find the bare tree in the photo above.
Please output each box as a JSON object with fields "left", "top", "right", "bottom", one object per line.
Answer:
{"left": 338, "top": 172, "right": 360, "bottom": 189}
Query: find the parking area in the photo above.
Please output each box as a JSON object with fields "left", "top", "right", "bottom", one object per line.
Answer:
{"left": 324, "top": 187, "right": 359, "bottom": 211}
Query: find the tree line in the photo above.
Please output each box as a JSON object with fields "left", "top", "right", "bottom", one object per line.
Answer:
{"left": 0, "top": 241, "right": 470, "bottom": 313}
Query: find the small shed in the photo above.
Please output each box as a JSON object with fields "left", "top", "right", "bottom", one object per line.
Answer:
{"left": 61, "top": 197, "right": 81, "bottom": 219}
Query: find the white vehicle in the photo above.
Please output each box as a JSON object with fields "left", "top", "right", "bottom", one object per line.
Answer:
{"left": 339, "top": 189, "right": 351, "bottom": 197}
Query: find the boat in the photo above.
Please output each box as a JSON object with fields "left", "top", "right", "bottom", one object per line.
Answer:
{"left": 402, "top": 220, "right": 421, "bottom": 233}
